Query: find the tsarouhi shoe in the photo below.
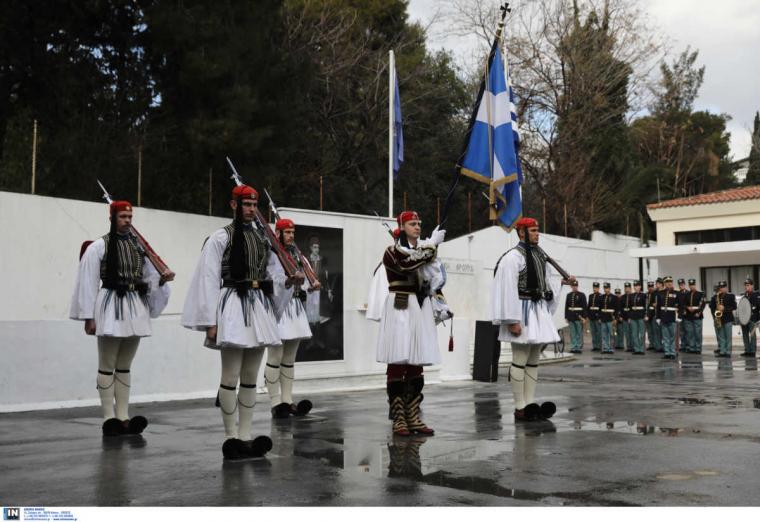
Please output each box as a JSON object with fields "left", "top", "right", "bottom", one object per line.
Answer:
{"left": 539, "top": 402, "right": 557, "bottom": 420}
{"left": 102, "top": 418, "right": 124, "bottom": 437}
{"left": 524, "top": 403, "right": 542, "bottom": 421}
{"left": 122, "top": 416, "right": 148, "bottom": 435}
{"left": 271, "top": 403, "right": 291, "bottom": 419}
{"left": 243, "top": 436, "right": 273, "bottom": 458}
{"left": 291, "top": 400, "right": 313, "bottom": 417}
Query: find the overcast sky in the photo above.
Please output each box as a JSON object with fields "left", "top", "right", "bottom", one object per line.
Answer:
{"left": 407, "top": 0, "right": 759, "bottom": 160}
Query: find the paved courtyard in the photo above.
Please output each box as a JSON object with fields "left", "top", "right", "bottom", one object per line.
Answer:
{"left": 2, "top": 346, "right": 760, "bottom": 506}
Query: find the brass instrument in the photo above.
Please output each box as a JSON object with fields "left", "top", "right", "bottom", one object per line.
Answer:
{"left": 714, "top": 310, "right": 723, "bottom": 329}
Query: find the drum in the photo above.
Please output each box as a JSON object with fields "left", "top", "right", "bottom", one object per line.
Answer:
{"left": 737, "top": 296, "right": 753, "bottom": 326}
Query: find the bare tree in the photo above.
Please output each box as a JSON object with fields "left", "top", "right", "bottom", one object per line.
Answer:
{"left": 437, "top": 0, "right": 665, "bottom": 236}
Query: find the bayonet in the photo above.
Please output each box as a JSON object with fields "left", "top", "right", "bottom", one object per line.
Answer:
{"left": 97, "top": 179, "right": 114, "bottom": 204}
{"left": 373, "top": 211, "right": 395, "bottom": 239}
{"left": 226, "top": 156, "right": 244, "bottom": 187}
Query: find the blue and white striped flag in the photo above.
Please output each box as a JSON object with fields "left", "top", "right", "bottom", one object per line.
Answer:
{"left": 458, "top": 40, "right": 523, "bottom": 230}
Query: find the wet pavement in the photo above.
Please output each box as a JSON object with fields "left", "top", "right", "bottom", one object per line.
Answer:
{"left": 2, "top": 346, "right": 760, "bottom": 507}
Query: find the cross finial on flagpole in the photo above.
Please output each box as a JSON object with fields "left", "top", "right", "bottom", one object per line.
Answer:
{"left": 500, "top": 3, "right": 511, "bottom": 17}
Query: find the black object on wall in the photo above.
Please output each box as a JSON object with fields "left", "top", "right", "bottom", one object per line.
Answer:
{"left": 473, "top": 320, "right": 501, "bottom": 382}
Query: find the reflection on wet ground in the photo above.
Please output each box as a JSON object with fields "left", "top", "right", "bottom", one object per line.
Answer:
{"left": 3, "top": 347, "right": 760, "bottom": 506}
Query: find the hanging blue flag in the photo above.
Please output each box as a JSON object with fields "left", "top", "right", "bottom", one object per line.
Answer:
{"left": 458, "top": 40, "right": 522, "bottom": 230}
{"left": 393, "top": 67, "right": 404, "bottom": 178}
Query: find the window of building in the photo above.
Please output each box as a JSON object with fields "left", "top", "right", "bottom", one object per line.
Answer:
{"left": 675, "top": 225, "right": 760, "bottom": 245}
{"left": 702, "top": 265, "right": 760, "bottom": 295}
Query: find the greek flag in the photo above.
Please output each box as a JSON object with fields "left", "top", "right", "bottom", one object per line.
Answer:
{"left": 458, "top": 39, "right": 523, "bottom": 230}
{"left": 393, "top": 66, "right": 404, "bottom": 178}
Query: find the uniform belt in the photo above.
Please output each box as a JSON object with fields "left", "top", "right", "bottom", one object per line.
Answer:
{"left": 623, "top": 308, "right": 631, "bottom": 311}
{"left": 631, "top": 306, "right": 644, "bottom": 310}
{"left": 648, "top": 306, "right": 656, "bottom": 310}
{"left": 223, "top": 279, "right": 261, "bottom": 289}
{"left": 601, "top": 309, "right": 615, "bottom": 313}
{"left": 589, "top": 307, "right": 600, "bottom": 310}
{"left": 663, "top": 306, "right": 678, "bottom": 311}
{"left": 568, "top": 307, "right": 584, "bottom": 311}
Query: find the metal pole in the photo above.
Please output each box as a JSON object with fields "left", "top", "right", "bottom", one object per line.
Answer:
{"left": 137, "top": 144, "right": 142, "bottom": 206}
{"left": 388, "top": 50, "right": 395, "bottom": 218}
{"left": 437, "top": 197, "right": 440, "bottom": 224}
{"left": 31, "top": 119, "right": 38, "bottom": 194}
{"left": 208, "top": 168, "right": 213, "bottom": 216}
{"left": 468, "top": 192, "right": 472, "bottom": 232}
{"left": 403, "top": 191, "right": 407, "bottom": 211}
{"left": 320, "top": 175, "right": 324, "bottom": 211}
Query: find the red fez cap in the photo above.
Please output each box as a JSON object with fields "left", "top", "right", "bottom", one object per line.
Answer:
{"left": 275, "top": 218, "right": 295, "bottom": 231}
{"left": 397, "top": 210, "right": 420, "bottom": 226}
{"left": 392, "top": 228, "right": 401, "bottom": 239}
{"left": 109, "top": 200, "right": 132, "bottom": 214}
{"left": 515, "top": 217, "right": 538, "bottom": 229}
{"left": 232, "top": 185, "right": 258, "bottom": 200}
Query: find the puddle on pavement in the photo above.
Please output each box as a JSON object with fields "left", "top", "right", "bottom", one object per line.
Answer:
{"left": 556, "top": 419, "right": 688, "bottom": 437}
{"left": 657, "top": 470, "right": 719, "bottom": 481}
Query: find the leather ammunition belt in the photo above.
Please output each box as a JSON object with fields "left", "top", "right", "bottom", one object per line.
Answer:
{"left": 589, "top": 306, "right": 600, "bottom": 310}
{"left": 222, "top": 279, "right": 273, "bottom": 296}
{"left": 663, "top": 307, "right": 678, "bottom": 311}
{"left": 623, "top": 308, "right": 631, "bottom": 311}
{"left": 568, "top": 307, "right": 584, "bottom": 311}
{"left": 601, "top": 308, "right": 615, "bottom": 313}
{"left": 631, "top": 306, "right": 645, "bottom": 310}
{"left": 102, "top": 281, "right": 148, "bottom": 297}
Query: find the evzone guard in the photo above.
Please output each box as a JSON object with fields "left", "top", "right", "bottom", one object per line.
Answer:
{"left": 265, "top": 217, "right": 318, "bottom": 418}
{"left": 70, "top": 192, "right": 173, "bottom": 437}
{"left": 491, "top": 217, "right": 574, "bottom": 422}
{"left": 367, "top": 210, "right": 451, "bottom": 436}
{"left": 182, "top": 181, "right": 281, "bottom": 460}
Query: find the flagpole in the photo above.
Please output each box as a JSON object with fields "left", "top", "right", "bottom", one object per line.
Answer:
{"left": 388, "top": 49, "right": 395, "bottom": 218}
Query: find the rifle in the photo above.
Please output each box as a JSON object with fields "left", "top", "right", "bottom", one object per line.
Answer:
{"left": 97, "top": 180, "right": 175, "bottom": 280}
{"left": 263, "top": 188, "right": 320, "bottom": 288}
{"left": 224, "top": 157, "right": 300, "bottom": 277}
{"left": 373, "top": 211, "right": 396, "bottom": 240}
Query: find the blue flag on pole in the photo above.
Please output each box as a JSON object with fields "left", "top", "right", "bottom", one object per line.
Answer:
{"left": 393, "top": 67, "right": 404, "bottom": 178}
{"left": 458, "top": 40, "right": 522, "bottom": 230}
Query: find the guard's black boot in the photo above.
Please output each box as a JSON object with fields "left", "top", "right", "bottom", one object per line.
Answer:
{"left": 404, "top": 376, "right": 434, "bottom": 435}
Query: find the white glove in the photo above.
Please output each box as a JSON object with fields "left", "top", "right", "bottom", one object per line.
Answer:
{"left": 656, "top": 319, "right": 661, "bottom": 325}
{"left": 429, "top": 226, "right": 446, "bottom": 246}
{"left": 676, "top": 318, "right": 682, "bottom": 323}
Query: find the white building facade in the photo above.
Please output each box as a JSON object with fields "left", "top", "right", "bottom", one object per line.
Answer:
{"left": 630, "top": 185, "right": 760, "bottom": 341}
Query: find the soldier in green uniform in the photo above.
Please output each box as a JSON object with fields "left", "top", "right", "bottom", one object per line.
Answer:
{"left": 677, "top": 278, "right": 689, "bottom": 353}
{"left": 614, "top": 288, "right": 625, "bottom": 350}
{"left": 654, "top": 278, "right": 665, "bottom": 352}
{"left": 656, "top": 276, "right": 680, "bottom": 360}
{"left": 645, "top": 281, "right": 659, "bottom": 351}
{"left": 588, "top": 282, "right": 602, "bottom": 351}
{"left": 682, "top": 278, "right": 705, "bottom": 354}
{"left": 629, "top": 281, "right": 647, "bottom": 354}
{"left": 710, "top": 281, "right": 736, "bottom": 357}
{"left": 621, "top": 283, "right": 634, "bottom": 352}
{"left": 564, "top": 281, "right": 587, "bottom": 353}
{"left": 739, "top": 278, "right": 759, "bottom": 357}
{"left": 600, "top": 283, "right": 617, "bottom": 354}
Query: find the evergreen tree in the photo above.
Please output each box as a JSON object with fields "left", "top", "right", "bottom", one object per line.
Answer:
{"left": 745, "top": 111, "right": 760, "bottom": 185}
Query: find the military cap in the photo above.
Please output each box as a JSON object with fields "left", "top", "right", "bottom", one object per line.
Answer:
{"left": 634, "top": 280, "right": 642, "bottom": 286}
{"left": 647, "top": 281, "right": 654, "bottom": 287}
{"left": 688, "top": 278, "right": 696, "bottom": 285}
{"left": 624, "top": 282, "right": 631, "bottom": 288}
{"left": 663, "top": 276, "right": 673, "bottom": 283}
{"left": 592, "top": 282, "right": 600, "bottom": 288}
{"left": 603, "top": 282, "right": 611, "bottom": 288}
{"left": 745, "top": 277, "right": 754, "bottom": 285}
{"left": 614, "top": 288, "right": 621, "bottom": 294}
{"left": 677, "top": 278, "right": 685, "bottom": 284}
{"left": 656, "top": 277, "right": 663, "bottom": 284}
{"left": 718, "top": 280, "right": 728, "bottom": 288}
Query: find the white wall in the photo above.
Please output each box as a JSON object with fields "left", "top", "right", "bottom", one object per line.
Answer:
{"left": 0, "top": 191, "right": 651, "bottom": 411}
{"left": 649, "top": 199, "right": 760, "bottom": 246}
{"left": 0, "top": 192, "right": 467, "bottom": 411}
{"left": 437, "top": 226, "right": 657, "bottom": 357}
